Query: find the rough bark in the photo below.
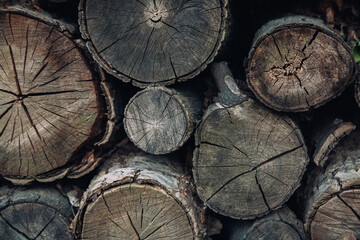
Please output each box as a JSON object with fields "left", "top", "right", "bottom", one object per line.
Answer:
{"left": 246, "top": 16, "right": 356, "bottom": 112}
{"left": 73, "top": 148, "right": 207, "bottom": 239}
{"left": 193, "top": 62, "right": 309, "bottom": 219}
{"left": 225, "top": 206, "right": 306, "bottom": 240}
{"left": 302, "top": 128, "right": 360, "bottom": 240}
{"left": 124, "top": 86, "right": 202, "bottom": 155}
{"left": 0, "top": 184, "right": 73, "bottom": 239}
{"left": 79, "top": 0, "right": 228, "bottom": 87}
{"left": 0, "top": 8, "right": 107, "bottom": 184}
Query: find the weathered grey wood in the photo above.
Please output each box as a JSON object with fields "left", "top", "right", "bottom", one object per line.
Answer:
{"left": 0, "top": 9, "right": 106, "bottom": 183}
{"left": 302, "top": 128, "right": 360, "bottom": 240}
{"left": 79, "top": 0, "right": 228, "bottom": 87}
{"left": 193, "top": 63, "right": 309, "bottom": 219}
{"left": 226, "top": 206, "right": 306, "bottom": 240}
{"left": 0, "top": 185, "right": 73, "bottom": 239}
{"left": 73, "top": 147, "right": 207, "bottom": 239}
{"left": 246, "top": 16, "right": 356, "bottom": 112}
{"left": 124, "top": 86, "right": 202, "bottom": 154}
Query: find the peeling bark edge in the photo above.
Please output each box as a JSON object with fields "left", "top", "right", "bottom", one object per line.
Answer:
{"left": 78, "top": 0, "right": 229, "bottom": 88}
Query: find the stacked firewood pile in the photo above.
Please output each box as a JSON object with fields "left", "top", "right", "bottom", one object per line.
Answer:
{"left": 0, "top": 0, "right": 360, "bottom": 239}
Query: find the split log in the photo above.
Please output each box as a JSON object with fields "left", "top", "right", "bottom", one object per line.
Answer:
{"left": 124, "top": 86, "right": 202, "bottom": 155}
{"left": 0, "top": 9, "right": 106, "bottom": 183}
{"left": 225, "top": 206, "right": 306, "bottom": 240}
{"left": 0, "top": 185, "right": 73, "bottom": 239}
{"left": 246, "top": 16, "right": 356, "bottom": 112}
{"left": 73, "top": 148, "right": 207, "bottom": 239}
{"left": 193, "top": 62, "right": 309, "bottom": 219}
{"left": 79, "top": 0, "right": 228, "bottom": 87}
{"left": 302, "top": 128, "right": 360, "bottom": 240}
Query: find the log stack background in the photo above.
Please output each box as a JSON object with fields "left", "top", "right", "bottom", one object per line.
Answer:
{"left": 0, "top": 0, "right": 360, "bottom": 239}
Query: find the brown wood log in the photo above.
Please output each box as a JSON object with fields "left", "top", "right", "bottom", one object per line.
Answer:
{"left": 0, "top": 8, "right": 107, "bottom": 184}
{"left": 246, "top": 16, "right": 356, "bottom": 112}
{"left": 73, "top": 147, "right": 207, "bottom": 239}
{"left": 225, "top": 206, "right": 306, "bottom": 240}
{"left": 124, "top": 86, "right": 202, "bottom": 155}
{"left": 193, "top": 62, "right": 309, "bottom": 219}
{"left": 302, "top": 128, "right": 360, "bottom": 240}
{"left": 0, "top": 184, "right": 73, "bottom": 239}
{"left": 79, "top": 0, "right": 228, "bottom": 87}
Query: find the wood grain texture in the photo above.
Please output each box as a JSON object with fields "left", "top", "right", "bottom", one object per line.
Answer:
{"left": 247, "top": 16, "right": 356, "bottom": 112}
{"left": 79, "top": 0, "right": 228, "bottom": 87}
{"left": 193, "top": 98, "right": 309, "bottom": 219}
{"left": 74, "top": 149, "right": 206, "bottom": 239}
{"left": 0, "top": 12, "right": 102, "bottom": 181}
{"left": 124, "top": 86, "right": 202, "bottom": 154}
{"left": 0, "top": 185, "right": 73, "bottom": 239}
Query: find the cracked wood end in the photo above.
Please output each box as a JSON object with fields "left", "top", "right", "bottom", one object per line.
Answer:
{"left": 79, "top": 0, "right": 228, "bottom": 87}
{"left": 0, "top": 185, "right": 73, "bottom": 239}
{"left": 193, "top": 98, "right": 309, "bottom": 219}
{"left": 0, "top": 12, "right": 104, "bottom": 182}
{"left": 226, "top": 206, "right": 306, "bottom": 240}
{"left": 73, "top": 149, "right": 206, "bottom": 239}
{"left": 124, "top": 86, "right": 202, "bottom": 155}
{"left": 302, "top": 128, "right": 360, "bottom": 239}
{"left": 246, "top": 16, "right": 356, "bottom": 112}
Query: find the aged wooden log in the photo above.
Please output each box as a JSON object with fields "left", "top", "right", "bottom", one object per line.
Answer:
{"left": 193, "top": 62, "right": 309, "bottom": 219}
{"left": 0, "top": 184, "right": 73, "bottom": 239}
{"left": 0, "top": 9, "right": 106, "bottom": 184}
{"left": 79, "top": 0, "right": 228, "bottom": 87}
{"left": 124, "top": 86, "right": 202, "bottom": 155}
{"left": 73, "top": 147, "right": 207, "bottom": 239}
{"left": 246, "top": 16, "right": 356, "bottom": 112}
{"left": 225, "top": 206, "right": 306, "bottom": 240}
{"left": 302, "top": 128, "right": 360, "bottom": 240}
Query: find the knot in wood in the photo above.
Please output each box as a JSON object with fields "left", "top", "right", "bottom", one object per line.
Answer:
{"left": 150, "top": 10, "right": 162, "bottom": 22}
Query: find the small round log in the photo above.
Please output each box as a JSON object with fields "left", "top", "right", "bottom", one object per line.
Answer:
{"left": 73, "top": 149, "right": 206, "bottom": 239}
{"left": 0, "top": 10, "right": 105, "bottom": 183}
{"left": 124, "top": 86, "right": 202, "bottom": 155}
{"left": 225, "top": 206, "right": 306, "bottom": 240}
{"left": 79, "top": 0, "right": 228, "bottom": 87}
{"left": 0, "top": 185, "right": 73, "bottom": 239}
{"left": 246, "top": 16, "right": 356, "bottom": 112}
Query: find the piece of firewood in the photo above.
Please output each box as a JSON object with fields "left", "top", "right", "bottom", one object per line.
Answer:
{"left": 246, "top": 16, "right": 356, "bottom": 112}
{"left": 78, "top": 0, "right": 228, "bottom": 87}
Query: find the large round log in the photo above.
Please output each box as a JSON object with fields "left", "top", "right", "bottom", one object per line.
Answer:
{"left": 79, "top": 0, "right": 228, "bottom": 87}
{"left": 0, "top": 185, "right": 73, "bottom": 239}
{"left": 246, "top": 16, "right": 356, "bottom": 112}
{"left": 193, "top": 62, "right": 309, "bottom": 219}
{"left": 73, "top": 148, "right": 207, "bottom": 239}
{"left": 0, "top": 10, "right": 104, "bottom": 183}
{"left": 124, "top": 86, "right": 202, "bottom": 155}
{"left": 302, "top": 129, "right": 360, "bottom": 240}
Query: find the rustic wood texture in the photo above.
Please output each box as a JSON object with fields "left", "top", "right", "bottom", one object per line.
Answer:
{"left": 0, "top": 185, "right": 73, "bottom": 239}
{"left": 124, "top": 86, "right": 202, "bottom": 154}
{"left": 0, "top": 11, "right": 103, "bottom": 182}
{"left": 226, "top": 206, "right": 306, "bottom": 240}
{"left": 246, "top": 16, "right": 356, "bottom": 112}
{"left": 74, "top": 148, "right": 206, "bottom": 239}
{"left": 302, "top": 128, "right": 360, "bottom": 240}
{"left": 79, "top": 0, "right": 228, "bottom": 87}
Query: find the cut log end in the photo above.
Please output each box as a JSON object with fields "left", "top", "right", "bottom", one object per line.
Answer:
{"left": 247, "top": 16, "right": 355, "bottom": 112}
{"left": 80, "top": 0, "right": 228, "bottom": 86}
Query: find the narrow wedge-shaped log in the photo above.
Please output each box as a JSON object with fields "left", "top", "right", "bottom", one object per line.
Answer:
{"left": 225, "top": 206, "right": 306, "bottom": 240}
{"left": 124, "top": 86, "right": 202, "bottom": 154}
{"left": 0, "top": 10, "right": 104, "bottom": 183}
{"left": 79, "top": 0, "right": 228, "bottom": 87}
{"left": 0, "top": 185, "right": 73, "bottom": 239}
{"left": 73, "top": 148, "right": 206, "bottom": 239}
{"left": 193, "top": 62, "right": 309, "bottom": 219}
{"left": 246, "top": 16, "right": 356, "bottom": 112}
{"left": 302, "top": 129, "right": 360, "bottom": 239}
